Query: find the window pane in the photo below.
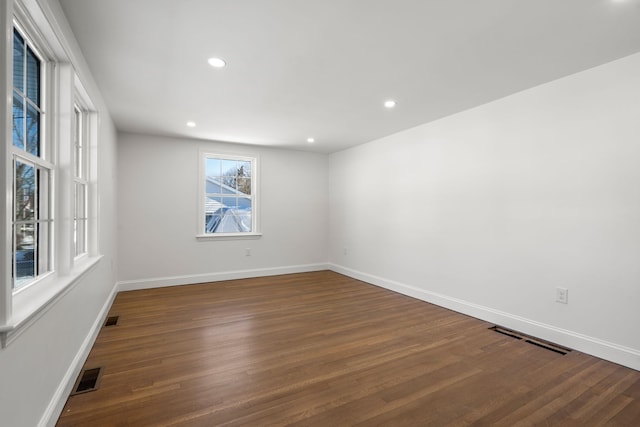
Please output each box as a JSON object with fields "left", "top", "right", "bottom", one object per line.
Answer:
{"left": 75, "top": 145, "right": 83, "bottom": 178}
{"left": 237, "top": 214, "right": 252, "bottom": 232}
{"left": 205, "top": 215, "right": 221, "bottom": 233}
{"left": 15, "top": 224, "right": 35, "bottom": 288}
{"left": 26, "top": 46, "right": 40, "bottom": 104}
{"left": 15, "top": 161, "right": 35, "bottom": 221}
{"left": 238, "top": 161, "right": 251, "bottom": 177}
{"left": 205, "top": 177, "right": 222, "bottom": 194}
{"left": 37, "top": 221, "right": 51, "bottom": 274}
{"left": 74, "top": 183, "right": 79, "bottom": 217}
{"left": 222, "top": 160, "right": 237, "bottom": 177}
{"left": 205, "top": 196, "right": 223, "bottom": 215}
{"left": 26, "top": 103, "right": 40, "bottom": 156}
{"left": 13, "top": 29, "right": 24, "bottom": 93}
{"left": 75, "top": 183, "right": 86, "bottom": 218}
{"left": 206, "top": 158, "right": 221, "bottom": 178}
{"left": 81, "top": 183, "right": 87, "bottom": 217}
{"left": 37, "top": 167, "right": 51, "bottom": 220}
{"left": 222, "top": 197, "right": 237, "bottom": 209}
{"left": 74, "top": 108, "right": 83, "bottom": 177}
{"left": 217, "top": 212, "right": 237, "bottom": 233}
{"left": 73, "top": 219, "right": 77, "bottom": 254}
{"left": 221, "top": 175, "right": 236, "bottom": 190}
{"left": 75, "top": 219, "right": 86, "bottom": 256}
{"left": 238, "top": 197, "right": 251, "bottom": 211}
{"left": 237, "top": 177, "right": 251, "bottom": 195}
{"left": 13, "top": 92, "right": 24, "bottom": 149}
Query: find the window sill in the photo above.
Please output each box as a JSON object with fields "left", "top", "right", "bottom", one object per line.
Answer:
{"left": 0, "top": 255, "right": 103, "bottom": 347}
{"left": 196, "top": 232, "right": 263, "bottom": 241}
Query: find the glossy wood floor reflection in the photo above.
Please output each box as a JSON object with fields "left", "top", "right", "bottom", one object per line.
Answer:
{"left": 57, "top": 271, "right": 640, "bottom": 426}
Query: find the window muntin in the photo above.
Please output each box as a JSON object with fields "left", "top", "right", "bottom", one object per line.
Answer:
{"left": 11, "top": 25, "right": 52, "bottom": 290}
{"left": 203, "top": 154, "right": 256, "bottom": 234}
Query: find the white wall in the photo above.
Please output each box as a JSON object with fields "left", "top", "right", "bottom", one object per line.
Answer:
{"left": 329, "top": 53, "right": 640, "bottom": 370}
{"left": 117, "top": 133, "right": 328, "bottom": 287}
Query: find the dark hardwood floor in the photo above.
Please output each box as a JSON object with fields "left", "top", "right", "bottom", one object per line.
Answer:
{"left": 57, "top": 271, "right": 640, "bottom": 426}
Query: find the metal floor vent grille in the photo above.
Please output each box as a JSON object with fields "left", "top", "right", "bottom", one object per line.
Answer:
{"left": 71, "top": 367, "right": 103, "bottom": 395}
{"left": 490, "top": 326, "right": 570, "bottom": 355}
{"left": 104, "top": 315, "right": 119, "bottom": 327}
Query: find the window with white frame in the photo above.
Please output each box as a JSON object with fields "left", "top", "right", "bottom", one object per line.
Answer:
{"left": 11, "top": 24, "right": 52, "bottom": 290}
{"left": 1, "top": 0, "right": 102, "bottom": 345}
{"left": 73, "top": 105, "right": 88, "bottom": 257}
{"left": 202, "top": 153, "right": 257, "bottom": 235}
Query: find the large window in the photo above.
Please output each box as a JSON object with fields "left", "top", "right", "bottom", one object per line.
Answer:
{"left": 12, "top": 25, "right": 52, "bottom": 290}
{"left": 73, "top": 105, "right": 88, "bottom": 257}
{"left": 202, "top": 154, "right": 257, "bottom": 235}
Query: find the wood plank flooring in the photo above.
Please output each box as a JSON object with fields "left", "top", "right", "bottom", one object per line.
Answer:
{"left": 57, "top": 271, "right": 640, "bottom": 426}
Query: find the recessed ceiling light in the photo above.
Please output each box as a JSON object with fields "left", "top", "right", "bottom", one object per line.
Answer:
{"left": 384, "top": 100, "right": 397, "bottom": 109}
{"left": 307, "top": 137, "right": 315, "bottom": 143}
{"left": 186, "top": 121, "right": 196, "bottom": 127}
{"left": 208, "top": 57, "right": 226, "bottom": 68}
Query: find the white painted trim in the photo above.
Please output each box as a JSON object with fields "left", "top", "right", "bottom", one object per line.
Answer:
{"left": 38, "top": 280, "right": 118, "bottom": 427}
{"left": 1, "top": 256, "right": 103, "bottom": 345}
{"left": 196, "top": 232, "right": 263, "bottom": 241}
{"left": 0, "top": 0, "right": 14, "bottom": 332}
{"left": 117, "top": 263, "right": 329, "bottom": 292}
{"left": 198, "top": 149, "right": 260, "bottom": 237}
{"left": 329, "top": 263, "right": 640, "bottom": 372}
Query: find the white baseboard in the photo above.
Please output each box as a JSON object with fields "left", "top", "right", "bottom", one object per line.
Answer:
{"left": 117, "top": 263, "right": 330, "bottom": 292}
{"left": 329, "top": 263, "right": 640, "bottom": 372}
{"left": 39, "top": 282, "right": 119, "bottom": 427}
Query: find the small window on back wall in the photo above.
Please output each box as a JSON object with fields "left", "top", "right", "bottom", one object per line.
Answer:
{"left": 202, "top": 154, "right": 257, "bottom": 235}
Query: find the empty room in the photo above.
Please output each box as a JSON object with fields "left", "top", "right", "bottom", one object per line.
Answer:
{"left": 1, "top": 0, "right": 640, "bottom": 425}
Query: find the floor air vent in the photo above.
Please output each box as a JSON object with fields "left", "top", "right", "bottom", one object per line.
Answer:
{"left": 71, "top": 367, "right": 103, "bottom": 395}
{"left": 104, "top": 315, "right": 119, "bottom": 327}
{"left": 490, "top": 326, "right": 570, "bottom": 355}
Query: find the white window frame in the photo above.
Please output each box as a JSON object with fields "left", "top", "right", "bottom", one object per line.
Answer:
{"left": 197, "top": 150, "right": 261, "bottom": 240}
{"left": 11, "top": 15, "right": 54, "bottom": 293}
{"left": 73, "top": 73, "right": 99, "bottom": 260}
{"left": 72, "top": 103, "right": 88, "bottom": 258}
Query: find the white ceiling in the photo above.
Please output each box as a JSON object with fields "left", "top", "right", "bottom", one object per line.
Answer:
{"left": 59, "top": 0, "right": 640, "bottom": 154}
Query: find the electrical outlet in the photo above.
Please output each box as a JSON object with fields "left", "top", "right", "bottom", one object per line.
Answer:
{"left": 556, "top": 287, "right": 568, "bottom": 304}
{"left": 343, "top": 247, "right": 348, "bottom": 256}
{"left": 245, "top": 248, "right": 251, "bottom": 256}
